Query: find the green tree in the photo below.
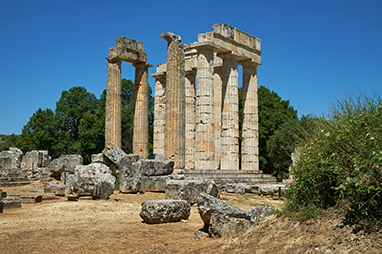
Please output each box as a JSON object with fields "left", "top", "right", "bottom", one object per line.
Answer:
{"left": 266, "top": 115, "right": 317, "bottom": 180}
{"left": 0, "top": 134, "right": 20, "bottom": 151}
{"left": 55, "top": 86, "right": 99, "bottom": 156}
{"left": 17, "top": 108, "right": 58, "bottom": 157}
{"left": 258, "top": 85, "right": 298, "bottom": 175}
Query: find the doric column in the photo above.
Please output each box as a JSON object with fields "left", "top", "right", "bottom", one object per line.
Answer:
{"left": 185, "top": 71, "right": 196, "bottom": 170}
{"left": 214, "top": 65, "right": 223, "bottom": 170}
{"left": 133, "top": 62, "right": 152, "bottom": 159}
{"left": 195, "top": 46, "right": 215, "bottom": 170}
{"left": 241, "top": 61, "right": 259, "bottom": 170}
{"left": 220, "top": 53, "right": 239, "bottom": 170}
{"left": 160, "top": 33, "right": 185, "bottom": 171}
{"left": 153, "top": 75, "right": 166, "bottom": 157}
{"left": 105, "top": 60, "right": 122, "bottom": 148}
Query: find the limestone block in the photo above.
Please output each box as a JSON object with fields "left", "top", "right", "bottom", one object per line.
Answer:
{"left": 209, "top": 213, "right": 253, "bottom": 238}
{"left": 140, "top": 200, "right": 190, "bottom": 224}
{"left": 50, "top": 155, "right": 83, "bottom": 174}
{"left": 102, "top": 144, "right": 128, "bottom": 167}
{"left": 140, "top": 159, "right": 174, "bottom": 176}
{"left": 65, "top": 163, "right": 116, "bottom": 199}
{"left": 21, "top": 150, "right": 51, "bottom": 169}
{"left": 165, "top": 179, "right": 219, "bottom": 205}
{"left": 0, "top": 157, "right": 12, "bottom": 169}
{"left": 247, "top": 206, "right": 275, "bottom": 222}
{"left": 0, "top": 147, "right": 23, "bottom": 168}
{"left": 196, "top": 192, "right": 251, "bottom": 228}
{"left": 258, "top": 186, "right": 278, "bottom": 196}
{"left": 141, "top": 175, "right": 172, "bottom": 192}
{"left": 3, "top": 200, "right": 21, "bottom": 209}
{"left": 91, "top": 153, "right": 106, "bottom": 163}
{"left": 44, "top": 182, "right": 65, "bottom": 196}
{"left": 225, "top": 183, "right": 246, "bottom": 194}
{"left": 107, "top": 37, "right": 147, "bottom": 63}
{"left": 118, "top": 155, "right": 142, "bottom": 193}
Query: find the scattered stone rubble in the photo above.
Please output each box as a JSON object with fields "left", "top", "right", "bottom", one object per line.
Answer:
{"left": 196, "top": 192, "right": 274, "bottom": 238}
{"left": 224, "top": 183, "right": 281, "bottom": 196}
{"left": 165, "top": 179, "right": 220, "bottom": 204}
{"left": 102, "top": 143, "right": 175, "bottom": 193}
{"left": 140, "top": 200, "right": 190, "bottom": 224}
{"left": 65, "top": 163, "right": 116, "bottom": 200}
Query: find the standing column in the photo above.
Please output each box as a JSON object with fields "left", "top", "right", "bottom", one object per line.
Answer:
{"left": 214, "top": 66, "right": 223, "bottom": 170}
{"left": 105, "top": 60, "right": 122, "bottom": 148}
{"left": 185, "top": 72, "right": 196, "bottom": 170}
{"left": 153, "top": 75, "right": 166, "bottom": 157}
{"left": 160, "top": 33, "right": 185, "bottom": 171}
{"left": 220, "top": 53, "right": 239, "bottom": 170}
{"left": 241, "top": 61, "right": 259, "bottom": 171}
{"left": 195, "top": 46, "right": 215, "bottom": 170}
{"left": 133, "top": 62, "right": 152, "bottom": 159}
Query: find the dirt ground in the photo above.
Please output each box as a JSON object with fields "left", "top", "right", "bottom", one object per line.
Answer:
{"left": 1, "top": 182, "right": 381, "bottom": 254}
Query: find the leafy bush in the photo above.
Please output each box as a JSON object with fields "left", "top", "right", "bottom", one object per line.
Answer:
{"left": 285, "top": 93, "right": 382, "bottom": 227}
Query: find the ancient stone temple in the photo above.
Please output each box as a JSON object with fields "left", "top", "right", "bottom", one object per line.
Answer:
{"left": 105, "top": 37, "right": 152, "bottom": 159}
{"left": 152, "top": 23, "right": 261, "bottom": 173}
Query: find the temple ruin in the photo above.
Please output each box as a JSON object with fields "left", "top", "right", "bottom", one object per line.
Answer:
{"left": 152, "top": 23, "right": 261, "bottom": 174}
{"left": 105, "top": 37, "right": 152, "bottom": 159}
{"left": 106, "top": 23, "right": 264, "bottom": 180}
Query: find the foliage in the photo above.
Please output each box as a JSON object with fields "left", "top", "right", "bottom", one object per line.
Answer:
{"left": 16, "top": 79, "right": 154, "bottom": 163}
{"left": 17, "top": 108, "right": 59, "bottom": 157}
{"left": 258, "top": 85, "right": 298, "bottom": 175}
{"left": 285, "top": 93, "right": 382, "bottom": 227}
{"left": 0, "top": 133, "right": 20, "bottom": 152}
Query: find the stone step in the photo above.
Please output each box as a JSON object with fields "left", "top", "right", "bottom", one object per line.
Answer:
{"left": 0, "top": 181, "right": 32, "bottom": 187}
{"left": 6, "top": 194, "right": 43, "bottom": 203}
{"left": 3, "top": 199, "right": 22, "bottom": 209}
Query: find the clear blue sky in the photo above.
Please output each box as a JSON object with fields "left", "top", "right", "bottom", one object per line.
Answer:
{"left": 1, "top": 0, "right": 381, "bottom": 135}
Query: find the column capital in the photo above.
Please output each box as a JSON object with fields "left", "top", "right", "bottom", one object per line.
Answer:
{"left": 217, "top": 51, "right": 241, "bottom": 59}
{"left": 239, "top": 59, "right": 259, "bottom": 67}
{"left": 133, "top": 62, "right": 153, "bottom": 69}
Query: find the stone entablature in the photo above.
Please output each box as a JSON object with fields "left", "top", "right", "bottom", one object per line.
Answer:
{"left": 152, "top": 23, "right": 261, "bottom": 171}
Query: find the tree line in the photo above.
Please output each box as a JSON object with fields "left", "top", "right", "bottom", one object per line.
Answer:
{"left": 2, "top": 81, "right": 300, "bottom": 180}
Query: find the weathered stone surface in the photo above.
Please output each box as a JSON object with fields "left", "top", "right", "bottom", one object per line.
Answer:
{"left": 118, "top": 155, "right": 142, "bottom": 193}
{"left": 65, "top": 163, "right": 116, "bottom": 199}
{"left": 140, "top": 159, "right": 174, "bottom": 176}
{"left": 44, "top": 181, "right": 65, "bottom": 196}
{"left": 140, "top": 200, "right": 190, "bottom": 224}
{"left": 161, "top": 32, "right": 186, "bottom": 171}
{"left": 258, "top": 186, "right": 278, "bottom": 196}
{"left": 247, "top": 206, "right": 275, "bottom": 223}
{"left": 196, "top": 192, "right": 250, "bottom": 228}
{"left": 3, "top": 199, "right": 21, "bottom": 209}
{"left": 141, "top": 175, "right": 171, "bottom": 192}
{"left": 194, "top": 229, "right": 208, "bottom": 239}
{"left": 165, "top": 179, "right": 220, "bottom": 204}
{"left": 91, "top": 153, "right": 106, "bottom": 163}
{"left": 0, "top": 147, "right": 23, "bottom": 168}
{"left": 209, "top": 212, "right": 253, "bottom": 238}
{"left": 133, "top": 62, "right": 152, "bottom": 159}
{"left": 225, "top": 183, "right": 246, "bottom": 194}
{"left": 50, "top": 155, "right": 83, "bottom": 174}
{"left": 21, "top": 150, "right": 51, "bottom": 169}
{"left": 0, "top": 157, "right": 12, "bottom": 169}
{"left": 102, "top": 144, "right": 128, "bottom": 167}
